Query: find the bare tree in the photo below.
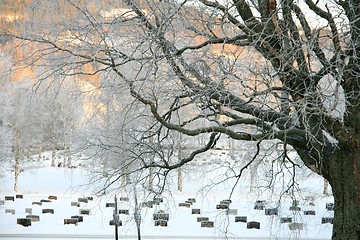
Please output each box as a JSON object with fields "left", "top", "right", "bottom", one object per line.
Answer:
{"left": 2, "top": 0, "right": 360, "bottom": 239}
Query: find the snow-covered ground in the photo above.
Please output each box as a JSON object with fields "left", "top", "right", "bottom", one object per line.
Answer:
{"left": 0, "top": 150, "right": 333, "bottom": 240}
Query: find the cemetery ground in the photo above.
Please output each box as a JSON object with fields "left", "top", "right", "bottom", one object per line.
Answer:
{"left": 0, "top": 150, "right": 333, "bottom": 239}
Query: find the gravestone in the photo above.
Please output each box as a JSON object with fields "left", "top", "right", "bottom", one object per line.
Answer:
{"left": 153, "top": 212, "right": 169, "bottom": 221}
{"left": 78, "top": 197, "right": 88, "bottom": 203}
{"left": 141, "top": 201, "right": 153, "bottom": 208}
{"left": 106, "top": 203, "right": 115, "bottom": 208}
{"left": 197, "top": 217, "right": 209, "bottom": 222}
{"left": 192, "top": 209, "right": 201, "bottom": 214}
{"left": 25, "top": 208, "right": 32, "bottom": 214}
{"left": 289, "top": 222, "right": 304, "bottom": 230}
{"left": 235, "top": 216, "right": 247, "bottom": 223}
{"left": 265, "top": 208, "right": 278, "bottom": 216}
{"left": 5, "top": 196, "right": 14, "bottom": 201}
{"left": 247, "top": 221, "right": 260, "bottom": 229}
{"left": 64, "top": 218, "right": 78, "bottom": 225}
{"left": 71, "top": 215, "right": 83, "bottom": 222}
{"left": 71, "top": 202, "right": 80, "bottom": 207}
{"left": 226, "top": 209, "right": 238, "bottom": 215}
{"left": 254, "top": 200, "right": 266, "bottom": 210}
{"left": 322, "top": 217, "right": 334, "bottom": 224}
{"left": 154, "top": 220, "right": 168, "bottom": 227}
{"left": 201, "top": 221, "right": 214, "bottom": 228}
{"left": 48, "top": 195, "right": 57, "bottom": 200}
{"left": 17, "top": 218, "right": 31, "bottom": 227}
{"left": 42, "top": 209, "right": 54, "bottom": 214}
{"left": 326, "top": 203, "right": 335, "bottom": 211}
{"left": 119, "top": 209, "right": 129, "bottom": 215}
{"left": 16, "top": 194, "right": 23, "bottom": 199}
{"left": 221, "top": 199, "right": 232, "bottom": 204}
{"left": 304, "top": 210, "right": 316, "bottom": 215}
{"left": 109, "top": 219, "right": 122, "bottom": 226}
{"left": 280, "top": 217, "right": 292, "bottom": 223}
{"left": 79, "top": 209, "right": 90, "bottom": 215}
{"left": 120, "top": 197, "right": 129, "bottom": 202}
{"left": 188, "top": 198, "right": 196, "bottom": 203}
{"left": 216, "top": 204, "right": 229, "bottom": 210}
{"left": 40, "top": 199, "right": 51, "bottom": 203}
{"left": 0, "top": 200, "right": 4, "bottom": 205}
{"left": 26, "top": 215, "right": 40, "bottom": 222}
{"left": 185, "top": 200, "right": 193, "bottom": 205}
{"left": 153, "top": 197, "right": 163, "bottom": 204}
{"left": 87, "top": 197, "right": 93, "bottom": 201}
{"left": 179, "top": 203, "right": 190, "bottom": 208}
{"left": 32, "top": 202, "right": 42, "bottom": 206}
{"left": 289, "top": 206, "right": 301, "bottom": 211}
{"left": 5, "top": 209, "right": 15, "bottom": 214}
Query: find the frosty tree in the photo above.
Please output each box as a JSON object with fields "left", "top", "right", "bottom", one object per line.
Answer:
{"left": 1, "top": 0, "right": 360, "bottom": 239}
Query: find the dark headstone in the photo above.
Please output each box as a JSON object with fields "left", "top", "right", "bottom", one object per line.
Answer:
{"left": 40, "top": 199, "right": 51, "bottom": 203}
{"left": 71, "top": 202, "right": 80, "bottom": 207}
{"left": 79, "top": 209, "right": 90, "bottom": 215}
{"left": 5, "top": 196, "right": 14, "bottom": 201}
{"left": 78, "top": 198, "right": 88, "bottom": 203}
{"left": 326, "top": 203, "right": 335, "bottom": 211}
{"left": 119, "top": 209, "right": 129, "bottom": 215}
{"left": 64, "top": 218, "right": 78, "bottom": 225}
{"left": 106, "top": 203, "right": 115, "bottom": 208}
{"left": 48, "top": 195, "right": 57, "bottom": 200}
{"left": 87, "top": 197, "right": 93, "bottom": 201}
{"left": 5, "top": 209, "right": 15, "bottom": 214}
{"left": 153, "top": 213, "right": 169, "bottom": 221}
{"left": 197, "top": 217, "right": 209, "bottom": 222}
{"left": 71, "top": 215, "right": 83, "bottom": 222}
{"left": 16, "top": 194, "right": 23, "bottom": 199}
{"left": 32, "top": 202, "right": 42, "bottom": 206}
{"left": 179, "top": 203, "right": 191, "bottom": 208}
{"left": 188, "top": 198, "right": 196, "bottom": 203}
{"left": 289, "top": 206, "right": 301, "bottom": 211}
{"left": 192, "top": 209, "right": 201, "bottom": 214}
{"left": 154, "top": 220, "right": 168, "bottom": 227}
{"left": 26, "top": 215, "right": 40, "bottom": 222}
{"left": 247, "top": 221, "right": 260, "bottom": 229}
{"left": 141, "top": 201, "right": 153, "bottom": 208}
{"left": 304, "top": 210, "right": 316, "bottom": 215}
{"left": 321, "top": 217, "right": 334, "bottom": 224}
{"left": 17, "top": 218, "right": 31, "bottom": 227}
{"left": 120, "top": 197, "right": 129, "bottom": 202}
{"left": 42, "top": 209, "right": 54, "bottom": 214}
{"left": 254, "top": 200, "right": 266, "bottom": 210}
{"left": 280, "top": 217, "right": 292, "bottom": 223}
{"left": 221, "top": 199, "right": 232, "bottom": 204}
{"left": 109, "top": 219, "right": 122, "bottom": 226}
{"left": 235, "top": 216, "right": 247, "bottom": 223}
{"left": 289, "top": 222, "right": 304, "bottom": 230}
{"left": 153, "top": 197, "right": 163, "bottom": 204}
{"left": 201, "top": 221, "right": 214, "bottom": 228}
{"left": 265, "top": 208, "right": 278, "bottom": 216}
{"left": 184, "top": 200, "right": 193, "bottom": 205}
{"left": 216, "top": 204, "right": 229, "bottom": 210}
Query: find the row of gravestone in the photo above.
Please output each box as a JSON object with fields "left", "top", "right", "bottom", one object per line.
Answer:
{"left": 1, "top": 194, "right": 96, "bottom": 227}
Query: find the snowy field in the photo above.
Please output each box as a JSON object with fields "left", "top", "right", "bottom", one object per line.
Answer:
{"left": 0, "top": 150, "right": 333, "bottom": 240}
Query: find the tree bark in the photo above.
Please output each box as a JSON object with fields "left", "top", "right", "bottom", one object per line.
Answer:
{"left": 326, "top": 148, "right": 360, "bottom": 240}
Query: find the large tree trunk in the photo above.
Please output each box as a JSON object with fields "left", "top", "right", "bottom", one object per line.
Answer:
{"left": 326, "top": 147, "right": 360, "bottom": 240}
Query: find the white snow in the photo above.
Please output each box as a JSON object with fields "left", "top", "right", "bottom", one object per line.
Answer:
{"left": 0, "top": 150, "right": 333, "bottom": 240}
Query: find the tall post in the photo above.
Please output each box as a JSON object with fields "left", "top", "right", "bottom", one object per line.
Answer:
{"left": 134, "top": 185, "right": 141, "bottom": 240}
{"left": 114, "top": 195, "right": 119, "bottom": 240}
